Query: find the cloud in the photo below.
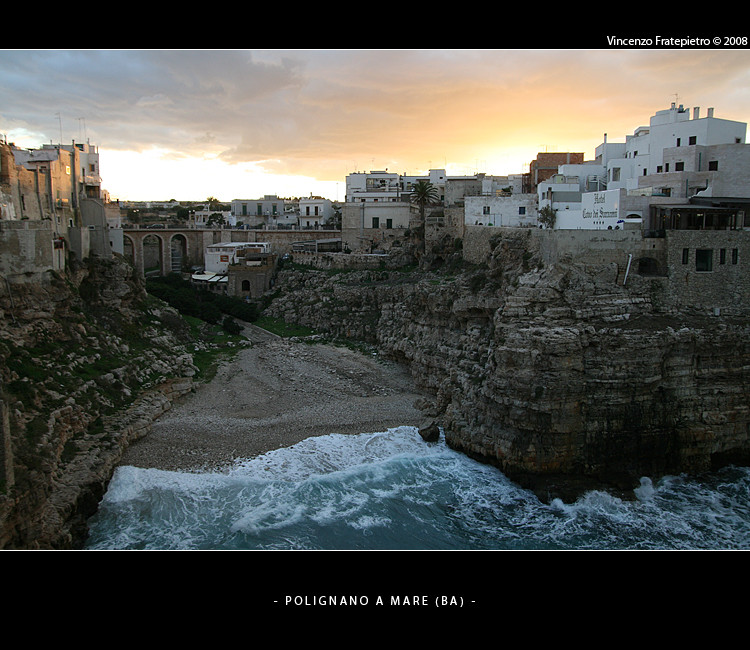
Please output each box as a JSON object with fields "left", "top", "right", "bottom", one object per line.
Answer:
{"left": 2, "top": 48, "right": 749, "bottom": 199}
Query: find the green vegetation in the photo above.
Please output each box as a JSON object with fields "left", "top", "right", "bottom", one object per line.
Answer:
{"left": 178, "top": 315, "right": 244, "bottom": 381}
{"left": 253, "top": 315, "right": 317, "bottom": 338}
{"left": 146, "top": 275, "right": 259, "bottom": 329}
{"left": 538, "top": 205, "right": 557, "bottom": 229}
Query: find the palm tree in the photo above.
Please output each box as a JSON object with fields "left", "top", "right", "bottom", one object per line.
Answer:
{"left": 410, "top": 180, "right": 440, "bottom": 256}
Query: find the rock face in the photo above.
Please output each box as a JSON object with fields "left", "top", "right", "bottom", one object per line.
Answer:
{"left": 0, "top": 255, "right": 198, "bottom": 548}
{"left": 266, "top": 231, "right": 750, "bottom": 501}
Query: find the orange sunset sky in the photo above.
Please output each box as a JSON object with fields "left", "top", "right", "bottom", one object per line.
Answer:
{"left": 2, "top": 49, "right": 749, "bottom": 202}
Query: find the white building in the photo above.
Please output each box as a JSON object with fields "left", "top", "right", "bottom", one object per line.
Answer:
{"left": 299, "top": 196, "right": 334, "bottom": 228}
{"left": 601, "top": 103, "right": 746, "bottom": 193}
{"left": 464, "top": 194, "right": 538, "bottom": 227}
{"left": 535, "top": 104, "right": 748, "bottom": 230}
{"left": 345, "top": 170, "right": 404, "bottom": 203}
{"left": 537, "top": 163, "right": 610, "bottom": 228}
{"left": 203, "top": 242, "right": 271, "bottom": 274}
{"left": 345, "top": 169, "right": 448, "bottom": 204}
{"left": 231, "top": 196, "right": 286, "bottom": 226}
{"left": 193, "top": 209, "right": 235, "bottom": 228}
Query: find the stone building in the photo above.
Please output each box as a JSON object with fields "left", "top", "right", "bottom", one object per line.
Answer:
{"left": 226, "top": 253, "right": 277, "bottom": 299}
{"left": 0, "top": 139, "right": 113, "bottom": 282}
{"left": 192, "top": 241, "right": 277, "bottom": 298}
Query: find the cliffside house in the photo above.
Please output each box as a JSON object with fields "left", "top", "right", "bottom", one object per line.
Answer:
{"left": 191, "top": 241, "right": 276, "bottom": 297}
{"left": 0, "top": 138, "right": 118, "bottom": 281}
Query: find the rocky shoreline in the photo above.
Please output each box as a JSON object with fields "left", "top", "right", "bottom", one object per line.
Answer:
{"left": 119, "top": 325, "right": 430, "bottom": 473}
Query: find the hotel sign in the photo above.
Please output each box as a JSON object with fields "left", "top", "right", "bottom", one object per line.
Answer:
{"left": 582, "top": 190, "right": 622, "bottom": 228}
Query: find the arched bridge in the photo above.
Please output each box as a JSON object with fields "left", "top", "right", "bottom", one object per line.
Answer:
{"left": 122, "top": 227, "right": 340, "bottom": 276}
{"left": 122, "top": 228, "right": 214, "bottom": 276}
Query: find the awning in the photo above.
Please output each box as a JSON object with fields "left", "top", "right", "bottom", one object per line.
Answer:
{"left": 191, "top": 273, "right": 227, "bottom": 283}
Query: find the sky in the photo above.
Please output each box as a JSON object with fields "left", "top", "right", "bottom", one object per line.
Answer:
{"left": 2, "top": 48, "right": 750, "bottom": 203}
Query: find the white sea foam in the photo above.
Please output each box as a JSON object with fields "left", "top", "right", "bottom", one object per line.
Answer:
{"left": 86, "top": 429, "right": 750, "bottom": 550}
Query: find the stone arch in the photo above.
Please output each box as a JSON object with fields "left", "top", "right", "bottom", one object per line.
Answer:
{"left": 123, "top": 234, "right": 135, "bottom": 266}
{"left": 142, "top": 233, "right": 165, "bottom": 276}
{"left": 170, "top": 234, "right": 188, "bottom": 274}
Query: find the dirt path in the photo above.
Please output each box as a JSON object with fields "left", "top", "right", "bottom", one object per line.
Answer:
{"left": 119, "top": 327, "right": 428, "bottom": 472}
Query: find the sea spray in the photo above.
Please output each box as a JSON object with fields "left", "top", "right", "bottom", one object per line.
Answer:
{"left": 85, "top": 426, "right": 750, "bottom": 550}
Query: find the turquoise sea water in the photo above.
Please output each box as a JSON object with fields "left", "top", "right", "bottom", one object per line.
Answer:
{"left": 85, "top": 426, "right": 750, "bottom": 551}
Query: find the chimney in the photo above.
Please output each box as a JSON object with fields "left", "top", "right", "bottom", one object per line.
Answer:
{"left": 693, "top": 107, "right": 700, "bottom": 119}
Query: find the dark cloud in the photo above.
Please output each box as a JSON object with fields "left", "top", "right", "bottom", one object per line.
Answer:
{"left": 2, "top": 49, "right": 749, "bottom": 195}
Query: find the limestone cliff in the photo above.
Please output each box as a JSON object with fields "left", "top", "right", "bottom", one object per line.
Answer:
{"left": 265, "top": 230, "right": 750, "bottom": 501}
{"left": 0, "top": 255, "right": 198, "bottom": 548}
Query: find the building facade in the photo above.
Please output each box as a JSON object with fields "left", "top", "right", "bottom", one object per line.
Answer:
{"left": 231, "top": 196, "right": 288, "bottom": 227}
{"left": 298, "top": 196, "right": 334, "bottom": 228}
{"left": 0, "top": 139, "right": 113, "bottom": 278}
{"left": 464, "top": 194, "right": 539, "bottom": 227}
{"left": 602, "top": 104, "right": 746, "bottom": 193}
{"left": 528, "top": 152, "right": 585, "bottom": 190}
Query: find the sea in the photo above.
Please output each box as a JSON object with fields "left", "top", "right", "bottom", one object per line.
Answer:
{"left": 84, "top": 425, "right": 750, "bottom": 551}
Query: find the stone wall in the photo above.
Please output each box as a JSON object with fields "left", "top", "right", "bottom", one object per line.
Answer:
{"left": 0, "top": 220, "right": 65, "bottom": 279}
{"left": 291, "top": 250, "right": 408, "bottom": 271}
{"left": 463, "top": 225, "right": 674, "bottom": 279}
{"left": 662, "top": 229, "right": 750, "bottom": 315}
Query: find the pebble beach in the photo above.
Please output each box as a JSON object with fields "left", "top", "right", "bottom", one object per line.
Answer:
{"left": 118, "top": 324, "right": 428, "bottom": 472}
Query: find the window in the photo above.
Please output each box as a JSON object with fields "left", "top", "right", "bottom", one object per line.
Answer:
{"left": 612, "top": 168, "right": 620, "bottom": 181}
{"left": 695, "top": 249, "right": 713, "bottom": 272}
{"left": 732, "top": 248, "right": 739, "bottom": 264}
{"left": 708, "top": 160, "right": 719, "bottom": 171}
{"left": 682, "top": 248, "right": 689, "bottom": 264}
{"left": 483, "top": 206, "right": 490, "bottom": 215}
{"left": 665, "top": 163, "right": 670, "bottom": 172}
{"left": 657, "top": 165, "right": 663, "bottom": 173}
{"left": 675, "top": 162, "right": 685, "bottom": 171}
{"left": 519, "top": 206, "right": 526, "bottom": 215}
{"left": 372, "top": 217, "right": 379, "bottom": 228}
{"left": 676, "top": 138, "right": 681, "bottom": 146}
{"left": 643, "top": 168, "right": 648, "bottom": 175}
{"left": 386, "top": 219, "right": 393, "bottom": 229}
{"left": 720, "top": 248, "right": 726, "bottom": 264}
{"left": 689, "top": 136, "right": 697, "bottom": 145}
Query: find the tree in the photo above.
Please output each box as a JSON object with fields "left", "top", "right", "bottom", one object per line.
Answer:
{"left": 538, "top": 205, "right": 557, "bottom": 229}
{"left": 207, "top": 213, "right": 226, "bottom": 227}
{"left": 410, "top": 180, "right": 440, "bottom": 255}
